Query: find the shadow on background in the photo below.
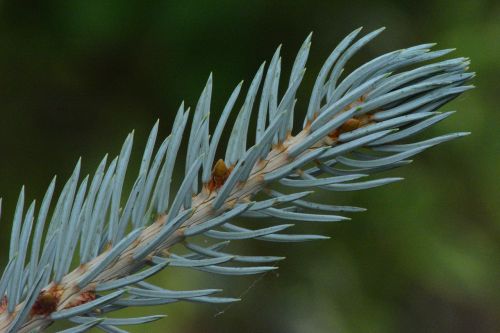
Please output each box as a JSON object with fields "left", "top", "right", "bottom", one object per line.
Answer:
{"left": 0, "top": 1, "right": 498, "bottom": 332}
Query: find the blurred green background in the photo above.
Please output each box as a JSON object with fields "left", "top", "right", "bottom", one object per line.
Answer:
{"left": 0, "top": 0, "right": 498, "bottom": 332}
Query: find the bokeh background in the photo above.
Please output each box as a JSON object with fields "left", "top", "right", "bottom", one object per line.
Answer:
{"left": 0, "top": 1, "right": 499, "bottom": 332}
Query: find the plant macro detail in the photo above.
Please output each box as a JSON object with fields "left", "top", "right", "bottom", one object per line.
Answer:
{"left": 0, "top": 27, "right": 473, "bottom": 332}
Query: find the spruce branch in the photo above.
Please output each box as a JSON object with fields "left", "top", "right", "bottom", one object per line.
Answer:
{"left": 0, "top": 27, "right": 473, "bottom": 332}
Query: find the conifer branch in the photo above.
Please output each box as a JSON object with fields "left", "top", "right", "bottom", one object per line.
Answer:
{"left": 0, "top": 27, "right": 472, "bottom": 332}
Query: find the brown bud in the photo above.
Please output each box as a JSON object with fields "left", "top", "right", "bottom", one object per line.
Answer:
{"left": 30, "top": 291, "right": 59, "bottom": 317}
{"left": 340, "top": 118, "right": 360, "bottom": 132}
{"left": 213, "top": 159, "right": 228, "bottom": 177}
{"left": 207, "top": 159, "right": 233, "bottom": 192}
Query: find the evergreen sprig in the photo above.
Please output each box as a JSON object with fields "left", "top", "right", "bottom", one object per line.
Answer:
{"left": 0, "top": 27, "right": 472, "bottom": 332}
